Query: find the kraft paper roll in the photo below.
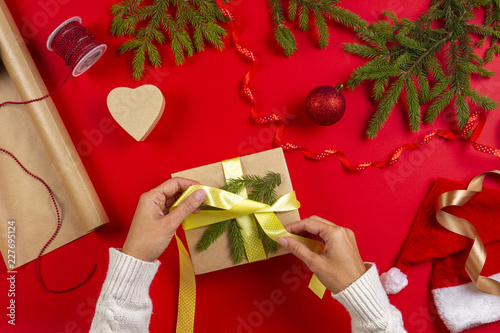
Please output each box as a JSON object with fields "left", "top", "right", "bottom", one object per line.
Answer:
{"left": 0, "top": 0, "right": 108, "bottom": 269}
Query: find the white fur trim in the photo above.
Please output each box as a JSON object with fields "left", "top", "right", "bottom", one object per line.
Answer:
{"left": 432, "top": 273, "right": 500, "bottom": 333}
{"left": 380, "top": 267, "right": 408, "bottom": 294}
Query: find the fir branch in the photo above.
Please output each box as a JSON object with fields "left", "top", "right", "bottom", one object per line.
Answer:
{"left": 110, "top": 0, "right": 228, "bottom": 79}
{"left": 222, "top": 171, "right": 281, "bottom": 205}
{"left": 343, "top": 43, "right": 379, "bottom": 58}
{"left": 197, "top": 219, "right": 231, "bottom": 252}
{"left": 229, "top": 219, "right": 246, "bottom": 263}
{"left": 372, "top": 77, "right": 389, "bottom": 101}
{"left": 425, "top": 89, "right": 454, "bottom": 123}
{"left": 345, "top": 1, "right": 500, "bottom": 137}
{"left": 366, "top": 78, "right": 404, "bottom": 138}
{"left": 466, "top": 88, "right": 497, "bottom": 110}
{"left": 405, "top": 77, "right": 421, "bottom": 131}
{"left": 416, "top": 68, "right": 430, "bottom": 104}
{"left": 269, "top": 0, "right": 297, "bottom": 56}
{"left": 268, "top": 0, "right": 366, "bottom": 55}
{"left": 455, "top": 92, "right": 470, "bottom": 128}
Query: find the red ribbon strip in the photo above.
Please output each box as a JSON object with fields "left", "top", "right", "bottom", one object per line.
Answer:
{"left": 216, "top": 2, "right": 500, "bottom": 170}
{"left": 0, "top": 148, "right": 96, "bottom": 293}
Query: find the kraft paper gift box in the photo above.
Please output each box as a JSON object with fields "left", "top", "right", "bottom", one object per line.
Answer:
{"left": 172, "top": 148, "right": 299, "bottom": 275}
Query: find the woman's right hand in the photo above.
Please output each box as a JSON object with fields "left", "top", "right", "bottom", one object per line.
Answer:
{"left": 278, "top": 216, "right": 367, "bottom": 294}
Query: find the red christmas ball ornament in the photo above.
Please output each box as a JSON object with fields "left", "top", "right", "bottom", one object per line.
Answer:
{"left": 305, "top": 84, "right": 346, "bottom": 126}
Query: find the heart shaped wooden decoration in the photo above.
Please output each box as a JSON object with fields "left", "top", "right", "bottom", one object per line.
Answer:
{"left": 107, "top": 85, "right": 165, "bottom": 141}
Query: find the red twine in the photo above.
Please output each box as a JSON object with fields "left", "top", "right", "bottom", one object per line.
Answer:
{"left": 0, "top": 148, "right": 96, "bottom": 293}
{"left": 216, "top": 2, "right": 500, "bottom": 169}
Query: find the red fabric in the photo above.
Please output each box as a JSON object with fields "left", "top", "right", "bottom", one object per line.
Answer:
{"left": 395, "top": 177, "right": 500, "bottom": 276}
{"left": 433, "top": 242, "right": 500, "bottom": 289}
{"left": 1, "top": 1, "right": 500, "bottom": 333}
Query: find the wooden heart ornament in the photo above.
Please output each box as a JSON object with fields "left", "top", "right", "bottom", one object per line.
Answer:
{"left": 107, "top": 85, "right": 165, "bottom": 141}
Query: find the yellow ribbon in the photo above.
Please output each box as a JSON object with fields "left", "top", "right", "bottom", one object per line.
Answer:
{"left": 222, "top": 158, "right": 267, "bottom": 262}
{"left": 175, "top": 234, "right": 196, "bottom": 333}
{"left": 435, "top": 170, "right": 500, "bottom": 296}
{"left": 175, "top": 185, "right": 324, "bottom": 254}
{"left": 173, "top": 184, "right": 327, "bottom": 332}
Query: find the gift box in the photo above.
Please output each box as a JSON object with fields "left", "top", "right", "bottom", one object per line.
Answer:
{"left": 172, "top": 148, "right": 299, "bottom": 275}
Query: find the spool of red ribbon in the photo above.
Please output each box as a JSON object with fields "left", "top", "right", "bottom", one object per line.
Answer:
{"left": 47, "top": 16, "right": 107, "bottom": 77}
{"left": 0, "top": 16, "right": 106, "bottom": 109}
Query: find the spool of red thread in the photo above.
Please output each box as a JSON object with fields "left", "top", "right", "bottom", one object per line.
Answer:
{"left": 46, "top": 16, "right": 107, "bottom": 77}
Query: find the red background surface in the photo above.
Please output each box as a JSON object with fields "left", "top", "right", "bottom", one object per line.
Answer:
{"left": 1, "top": 0, "right": 500, "bottom": 332}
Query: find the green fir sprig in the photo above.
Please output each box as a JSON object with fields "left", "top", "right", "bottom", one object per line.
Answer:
{"left": 196, "top": 171, "right": 281, "bottom": 264}
{"left": 111, "top": 0, "right": 365, "bottom": 78}
{"left": 269, "top": 0, "right": 366, "bottom": 56}
{"left": 110, "top": 0, "right": 230, "bottom": 79}
{"left": 344, "top": 0, "right": 500, "bottom": 138}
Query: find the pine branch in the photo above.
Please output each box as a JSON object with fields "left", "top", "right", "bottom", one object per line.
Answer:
{"left": 222, "top": 171, "right": 281, "bottom": 205}
{"left": 269, "top": 0, "right": 366, "bottom": 56}
{"left": 110, "top": 0, "right": 228, "bottom": 79}
{"left": 366, "top": 78, "right": 404, "bottom": 138}
{"left": 466, "top": 88, "right": 497, "bottom": 110}
{"left": 197, "top": 219, "right": 231, "bottom": 252}
{"left": 269, "top": 0, "right": 298, "bottom": 56}
{"left": 405, "top": 77, "right": 421, "bottom": 131}
{"left": 425, "top": 88, "right": 453, "bottom": 123}
{"left": 345, "top": 1, "right": 500, "bottom": 137}
{"left": 229, "top": 219, "right": 246, "bottom": 263}
{"left": 372, "top": 77, "right": 389, "bottom": 101}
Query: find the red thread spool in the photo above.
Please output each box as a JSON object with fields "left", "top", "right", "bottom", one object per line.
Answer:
{"left": 47, "top": 16, "right": 106, "bottom": 77}
{"left": 0, "top": 17, "right": 106, "bottom": 108}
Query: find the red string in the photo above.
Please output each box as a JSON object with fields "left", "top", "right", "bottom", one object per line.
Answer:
{"left": 0, "top": 70, "right": 71, "bottom": 109}
{"left": 0, "top": 148, "right": 96, "bottom": 293}
{"left": 0, "top": 20, "right": 99, "bottom": 109}
{"left": 216, "top": 2, "right": 500, "bottom": 169}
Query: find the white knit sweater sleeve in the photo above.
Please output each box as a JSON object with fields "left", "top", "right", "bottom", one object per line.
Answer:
{"left": 89, "top": 248, "right": 160, "bottom": 333}
{"left": 90, "top": 251, "right": 404, "bottom": 333}
{"left": 332, "top": 263, "right": 407, "bottom": 333}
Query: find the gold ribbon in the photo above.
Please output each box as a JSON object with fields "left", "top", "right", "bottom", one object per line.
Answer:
{"left": 221, "top": 158, "right": 267, "bottom": 262}
{"left": 435, "top": 170, "right": 500, "bottom": 296}
{"left": 175, "top": 185, "right": 324, "bottom": 254}
{"left": 175, "top": 234, "right": 196, "bottom": 333}
{"left": 173, "top": 183, "right": 328, "bottom": 332}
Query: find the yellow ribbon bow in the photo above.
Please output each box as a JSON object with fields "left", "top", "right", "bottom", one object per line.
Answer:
{"left": 171, "top": 184, "right": 327, "bottom": 332}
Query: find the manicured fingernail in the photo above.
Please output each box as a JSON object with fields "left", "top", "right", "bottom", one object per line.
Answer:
{"left": 195, "top": 189, "right": 206, "bottom": 201}
{"left": 278, "top": 237, "right": 288, "bottom": 247}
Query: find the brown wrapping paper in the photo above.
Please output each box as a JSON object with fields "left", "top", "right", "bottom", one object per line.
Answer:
{"left": 172, "top": 148, "right": 298, "bottom": 275}
{"left": 0, "top": 0, "right": 108, "bottom": 269}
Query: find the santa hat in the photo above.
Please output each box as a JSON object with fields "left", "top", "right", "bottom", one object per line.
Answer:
{"left": 380, "top": 177, "right": 500, "bottom": 333}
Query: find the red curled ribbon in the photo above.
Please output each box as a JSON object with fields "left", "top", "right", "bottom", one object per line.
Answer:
{"left": 216, "top": 1, "right": 500, "bottom": 169}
